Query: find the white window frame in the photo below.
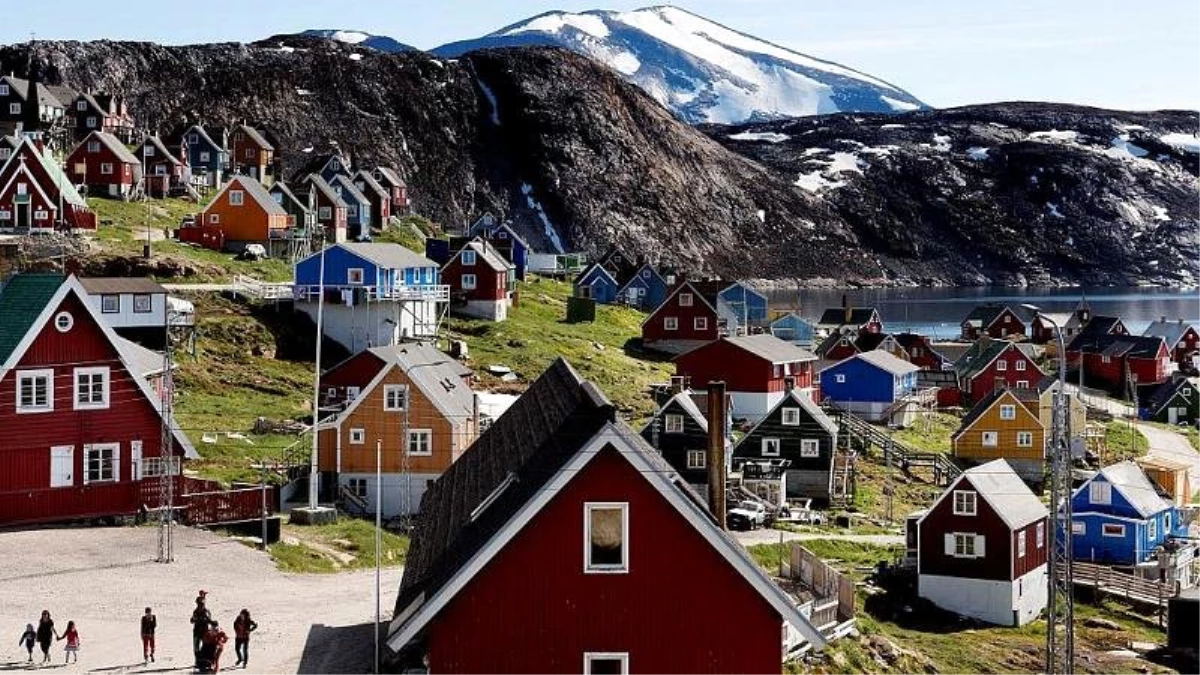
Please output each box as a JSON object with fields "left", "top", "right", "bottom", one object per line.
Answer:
{"left": 1072, "top": 521, "right": 1086, "bottom": 535}
{"left": 383, "top": 384, "right": 408, "bottom": 411}
{"left": 209, "top": 213, "right": 220, "bottom": 224}
{"left": 999, "top": 404, "right": 1016, "bottom": 420}
{"left": 1165, "top": 512, "right": 1171, "bottom": 532}
{"left": 678, "top": 292, "right": 693, "bottom": 307}
{"left": 0, "top": 83, "right": 8, "bottom": 95}
{"left": 461, "top": 250, "right": 476, "bottom": 266}
{"left": 143, "top": 145, "right": 155, "bottom": 157}
{"left": 73, "top": 366, "right": 110, "bottom": 410}
{"left": 16, "top": 369, "right": 54, "bottom": 413}
{"left": 228, "top": 189, "right": 244, "bottom": 206}
{"left": 996, "top": 360, "right": 1007, "bottom": 371}
{"left": 953, "top": 490, "right": 977, "bottom": 516}
{"left": 761, "top": 438, "right": 781, "bottom": 457}
{"left": 1089, "top": 481, "right": 1112, "bottom": 505}
{"left": 199, "top": 151, "right": 210, "bottom": 162}
{"left": 347, "top": 477, "right": 368, "bottom": 498}
{"left": 1017, "top": 431, "right": 1033, "bottom": 447}
{"left": 686, "top": 450, "right": 706, "bottom": 470}
{"left": 1017, "top": 530, "right": 1027, "bottom": 558}
{"left": 461, "top": 273, "right": 477, "bottom": 290}
{"left": 347, "top": 268, "right": 364, "bottom": 285}
{"left": 101, "top": 294, "right": 120, "bottom": 313}
{"left": 7, "top": 102, "right": 19, "bottom": 115}
{"left": 54, "top": 311, "right": 73, "bottom": 332}
{"left": 584, "top": 502, "right": 629, "bottom": 574}
{"left": 100, "top": 162, "right": 113, "bottom": 175}
{"left": 953, "top": 532, "right": 979, "bottom": 558}
{"left": 781, "top": 407, "right": 801, "bottom": 426}
{"left": 834, "top": 374, "right": 846, "bottom": 383}
{"left": 800, "top": 438, "right": 820, "bottom": 458}
{"left": 83, "top": 442, "right": 119, "bottom": 484}
{"left": 87, "top": 140, "right": 100, "bottom": 153}
{"left": 1148, "top": 519, "right": 1157, "bottom": 540}
{"left": 86, "top": 116, "right": 97, "bottom": 128}
{"left": 133, "top": 294, "right": 153, "bottom": 314}
{"left": 583, "top": 653, "right": 629, "bottom": 675}
{"left": 1015, "top": 360, "right": 1027, "bottom": 371}
{"left": 77, "top": 100, "right": 87, "bottom": 111}
{"left": 694, "top": 316, "right": 708, "bottom": 331}
{"left": 1037, "top": 521, "right": 1045, "bottom": 548}
{"left": 349, "top": 428, "right": 365, "bottom": 445}
{"left": 318, "top": 206, "right": 331, "bottom": 219}
{"left": 1102, "top": 523, "right": 1125, "bottom": 538}
{"left": 663, "top": 316, "right": 678, "bottom": 331}
{"left": 982, "top": 431, "right": 998, "bottom": 447}
{"left": 1016, "top": 380, "right": 1029, "bottom": 389}
{"left": 664, "top": 413, "right": 684, "bottom": 434}
{"left": 406, "top": 429, "right": 432, "bottom": 456}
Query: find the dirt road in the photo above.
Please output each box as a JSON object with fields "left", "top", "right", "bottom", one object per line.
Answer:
{"left": 732, "top": 528, "right": 903, "bottom": 548}
{"left": 1136, "top": 422, "right": 1200, "bottom": 486}
{"left": 0, "top": 526, "right": 401, "bottom": 674}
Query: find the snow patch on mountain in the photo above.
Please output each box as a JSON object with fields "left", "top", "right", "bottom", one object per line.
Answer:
{"left": 881, "top": 96, "right": 920, "bottom": 112}
{"left": 1160, "top": 132, "right": 1200, "bottom": 153}
{"left": 506, "top": 13, "right": 610, "bottom": 38}
{"left": 521, "top": 183, "right": 565, "bottom": 253}
{"left": 1029, "top": 129, "right": 1079, "bottom": 142}
{"left": 728, "top": 131, "right": 790, "bottom": 143}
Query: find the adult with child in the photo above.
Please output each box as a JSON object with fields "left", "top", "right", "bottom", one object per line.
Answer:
{"left": 191, "top": 595, "right": 213, "bottom": 667}
{"left": 232, "top": 609, "right": 258, "bottom": 669}
{"left": 35, "top": 610, "right": 57, "bottom": 664}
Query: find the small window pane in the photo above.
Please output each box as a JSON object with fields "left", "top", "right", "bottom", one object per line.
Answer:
{"left": 588, "top": 506, "right": 624, "bottom": 569}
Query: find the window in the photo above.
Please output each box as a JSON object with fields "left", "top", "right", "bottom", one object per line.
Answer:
{"left": 762, "top": 438, "right": 781, "bottom": 456}
{"left": 1101, "top": 355, "right": 1111, "bottom": 364}
{"left": 318, "top": 206, "right": 331, "bottom": 219}
{"left": 1089, "top": 481, "right": 1112, "bottom": 505}
{"left": 679, "top": 292, "right": 693, "bottom": 307}
{"left": 100, "top": 295, "right": 120, "bottom": 313}
{"left": 1016, "top": 380, "right": 1029, "bottom": 389}
{"left": 953, "top": 490, "right": 977, "bottom": 515}
{"left": 77, "top": 100, "right": 87, "bottom": 111}
{"left": 349, "top": 428, "right": 365, "bottom": 445}
{"left": 34, "top": 209, "right": 48, "bottom": 221}
{"left": 800, "top": 439, "right": 820, "bottom": 458}
{"left": 100, "top": 162, "right": 113, "bottom": 175}
{"left": 461, "top": 274, "right": 477, "bottom": 290}
{"left": 1072, "top": 522, "right": 1086, "bottom": 535}
{"left": 330, "top": 159, "right": 340, "bottom": 170}
{"left": 209, "top": 214, "right": 220, "bottom": 224}
{"left": 663, "top": 316, "right": 678, "bottom": 331}
{"left": 347, "top": 268, "right": 364, "bottom": 285}
{"left": 781, "top": 407, "right": 801, "bottom": 426}
{"left": 1037, "top": 522, "right": 1045, "bottom": 548}
{"left": 641, "top": 269, "right": 650, "bottom": 278}
{"left": 84, "top": 443, "right": 119, "bottom": 484}
{"left": 664, "top": 414, "right": 684, "bottom": 433}
{"left": 383, "top": 385, "right": 408, "bottom": 411}
{"left": 7, "top": 102, "right": 19, "bottom": 115}
{"left": 1015, "top": 360, "right": 1027, "bottom": 371}
{"left": 407, "top": 429, "right": 432, "bottom": 456}
{"left": 1000, "top": 404, "right": 1016, "bottom": 420}
{"left": 834, "top": 374, "right": 846, "bottom": 383}
{"left": 996, "top": 360, "right": 1007, "bottom": 371}
{"left": 461, "top": 250, "right": 476, "bottom": 266}
{"left": 585, "top": 503, "right": 628, "bottom": 573}
{"left": 346, "top": 386, "right": 360, "bottom": 400}
{"left": 982, "top": 431, "right": 998, "bottom": 447}
{"left": 952, "top": 533, "right": 981, "bottom": 557}
{"left": 347, "top": 478, "right": 367, "bottom": 498}
{"left": 87, "top": 140, "right": 100, "bottom": 153}
{"left": 1004, "top": 315, "right": 1011, "bottom": 323}
{"left": 188, "top": 133, "right": 198, "bottom": 145}
{"left": 1165, "top": 512, "right": 1171, "bottom": 532}
{"left": 1017, "top": 530, "right": 1027, "bottom": 557}
{"left": 229, "top": 190, "right": 244, "bottom": 206}
{"left": 199, "top": 151, "right": 210, "bottom": 162}
{"left": 584, "top": 653, "right": 629, "bottom": 675}
{"left": 73, "top": 367, "right": 109, "bottom": 410}
{"left": 143, "top": 145, "right": 155, "bottom": 157}
{"left": 347, "top": 206, "right": 357, "bottom": 216}
{"left": 694, "top": 316, "right": 708, "bottom": 331}
{"left": 142, "top": 456, "right": 176, "bottom": 479}
{"left": 1102, "top": 523, "right": 1125, "bottom": 537}
{"left": 86, "top": 116, "right": 97, "bottom": 128}
{"left": 54, "top": 311, "right": 73, "bottom": 332}
{"left": 1148, "top": 519, "right": 1157, "bottom": 540}
{"left": 245, "top": 148, "right": 254, "bottom": 159}
{"left": 0, "top": 83, "right": 7, "bottom": 95}
{"left": 686, "top": 450, "right": 706, "bottom": 469}
{"left": 133, "top": 294, "right": 152, "bottom": 314}
{"left": 1014, "top": 431, "right": 1033, "bottom": 447}
{"left": 16, "top": 370, "right": 53, "bottom": 413}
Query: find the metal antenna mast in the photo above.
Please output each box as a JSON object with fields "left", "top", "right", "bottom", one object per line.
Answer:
{"left": 156, "top": 309, "right": 177, "bottom": 563}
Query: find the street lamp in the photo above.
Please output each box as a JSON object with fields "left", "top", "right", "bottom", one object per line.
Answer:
{"left": 1023, "top": 304, "right": 1075, "bottom": 674}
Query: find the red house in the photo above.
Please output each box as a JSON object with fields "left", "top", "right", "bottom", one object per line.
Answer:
{"left": 134, "top": 135, "right": 189, "bottom": 198}
{"left": 67, "top": 92, "right": 135, "bottom": 143}
{"left": 953, "top": 338, "right": 1046, "bottom": 405}
{"left": 353, "top": 170, "right": 392, "bottom": 227}
{"left": 386, "top": 358, "right": 824, "bottom": 672}
{"left": 0, "top": 137, "right": 95, "bottom": 232}
{"left": 372, "top": 166, "right": 410, "bottom": 213}
{"left": 1066, "top": 333, "right": 1172, "bottom": 397}
{"left": 67, "top": 131, "right": 142, "bottom": 199}
{"left": 641, "top": 280, "right": 721, "bottom": 354}
{"left": 0, "top": 274, "right": 196, "bottom": 527}
{"left": 913, "top": 459, "right": 1048, "bottom": 626}
{"left": 894, "top": 332, "right": 952, "bottom": 370}
{"left": 303, "top": 174, "right": 348, "bottom": 243}
{"left": 1143, "top": 318, "right": 1200, "bottom": 369}
{"left": 960, "top": 304, "right": 1026, "bottom": 341}
{"left": 675, "top": 334, "right": 817, "bottom": 422}
{"left": 442, "top": 239, "right": 514, "bottom": 321}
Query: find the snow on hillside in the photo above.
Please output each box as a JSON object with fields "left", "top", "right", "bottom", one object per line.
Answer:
{"left": 300, "top": 29, "right": 416, "bottom": 53}
{"left": 433, "top": 6, "right": 925, "bottom": 124}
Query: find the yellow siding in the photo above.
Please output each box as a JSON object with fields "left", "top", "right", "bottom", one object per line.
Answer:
{"left": 954, "top": 390, "right": 1046, "bottom": 461}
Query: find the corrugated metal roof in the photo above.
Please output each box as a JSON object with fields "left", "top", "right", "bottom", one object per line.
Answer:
{"left": 856, "top": 349, "right": 920, "bottom": 376}
{"left": 964, "top": 458, "right": 1048, "bottom": 529}
{"left": 1095, "top": 460, "right": 1172, "bottom": 518}
{"left": 228, "top": 175, "right": 287, "bottom": 216}
{"left": 724, "top": 334, "right": 816, "bottom": 364}
{"left": 1143, "top": 319, "right": 1193, "bottom": 347}
{"left": 366, "top": 343, "right": 474, "bottom": 423}
{"left": 78, "top": 276, "right": 167, "bottom": 295}
{"left": 86, "top": 131, "right": 142, "bottom": 165}
{"left": 340, "top": 242, "right": 435, "bottom": 270}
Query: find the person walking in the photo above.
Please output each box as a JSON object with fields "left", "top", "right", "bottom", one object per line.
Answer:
{"left": 18, "top": 623, "right": 36, "bottom": 662}
{"left": 232, "top": 609, "right": 258, "bottom": 669}
{"left": 199, "top": 621, "right": 228, "bottom": 673}
{"left": 35, "top": 610, "right": 57, "bottom": 664}
{"left": 58, "top": 620, "right": 79, "bottom": 664}
{"left": 191, "top": 597, "right": 212, "bottom": 667}
{"left": 141, "top": 607, "right": 157, "bottom": 664}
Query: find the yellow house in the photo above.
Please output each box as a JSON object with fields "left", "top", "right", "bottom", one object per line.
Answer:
{"left": 952, "top": 388, "right": 1046, "bottom": 485}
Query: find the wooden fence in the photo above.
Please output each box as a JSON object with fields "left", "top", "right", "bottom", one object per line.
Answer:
{"left": 786, "top": 544, "right": 856, "bottom": 629}
{"left": 1067, "top": 560, "right": 1178, "bottom": 624}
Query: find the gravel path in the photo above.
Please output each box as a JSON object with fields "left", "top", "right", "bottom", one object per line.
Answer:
{"left": 732, "top": 528, "right": 904, "bottom": 548}
{"left": 0, "top": 526, "right": 401, "bottom": 674}
{"left": 1136, "top": 422, "right": 1200, "bottom": 485}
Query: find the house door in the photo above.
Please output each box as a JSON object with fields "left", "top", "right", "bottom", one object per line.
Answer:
{"left": 1169, "top": 407, "right": 1184, "bottom": 424}
{"left": 626, "top": 287, "right": 640, "bottom": 305}
{"left": 131, "top": 441, "right": 143, "bottom": 481}
{"left": 50, "top": 446, "right": 74, "bottom": 487}
{"left": 15, "top": 203, "right": 30, "bottom": 230}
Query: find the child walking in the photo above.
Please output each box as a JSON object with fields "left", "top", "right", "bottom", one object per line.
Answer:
{"left": 232, "top": 609, "right": 258, "bottom": 669}
{"left": 141, "top": 607, "right": 157, "bottom": 664}
{"left": 18, "top": 623, "right": 36, "bottom": 662}
{"left": 58, "top": 620, "right": 79, "bottom": 664}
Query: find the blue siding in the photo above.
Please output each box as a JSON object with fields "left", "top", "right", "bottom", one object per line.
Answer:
{"left": 425, "top": 239, "right": 452, "bottom": 266}
{"left": 184, "top": 130, "right": 225, "bottom": 173}
{"left": 719, "top": 283, "right": 769, "bottom": 326}
{"left": 492, "top": 225, "right": 529, "bottom": 281}
{"left": 295, "top": 245, "right": 439, "bottom": 289}
{"left": 1065, "top": 474, "right": 1183, "bottom": 564}
{"left": 820, "top": 357, "right": 903, "bottom": 404}
{"left": 575, "top": 266, "right": 620, "bottom": 304}
{"left": 618, "top": 265, "right": 669, "bottom": 310}
{"left": 770, "top": 314, "right": 816, "bottom": 345}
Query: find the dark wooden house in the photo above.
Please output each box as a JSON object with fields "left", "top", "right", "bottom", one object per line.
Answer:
{"left": 639, "top": 390, "right": 711, "bottom": 487}
{"left": 733, "top": 389, "right": 840, "bottom": 503}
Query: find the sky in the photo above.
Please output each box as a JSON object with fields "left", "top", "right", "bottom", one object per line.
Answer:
{"left": 4, "top": 0, "right": 1198, "bottom": 110}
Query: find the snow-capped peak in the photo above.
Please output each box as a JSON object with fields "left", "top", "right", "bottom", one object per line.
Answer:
{"left": 434, "top": 5, "right": 926, "bottom": 124}
{"left": 300, "top": 29, "right": 415, "bottom": 53}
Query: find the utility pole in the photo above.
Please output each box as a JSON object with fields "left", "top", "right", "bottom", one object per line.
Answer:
{"left": 156, "top": 307, "right": 176, "bottom": 563}
{"left": 374, "top": 438, "right": 382, "bottom": 675}
{"left": 308, "top": 249, "right": 327, "bottom": 509}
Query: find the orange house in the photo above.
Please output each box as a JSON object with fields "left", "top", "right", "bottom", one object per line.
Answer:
{"left": 952, "top": 388, "right": 1046, "bottom": 487}
{"left": 200, "top": 175, "right": 288, "bottom": 247}
{"left": 316, "top": 343, "right": 479, "bottom": 516}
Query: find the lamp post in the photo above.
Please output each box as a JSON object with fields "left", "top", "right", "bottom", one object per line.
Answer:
{"left": 1023, "top": 304, "right": 1074, "bottom": 674}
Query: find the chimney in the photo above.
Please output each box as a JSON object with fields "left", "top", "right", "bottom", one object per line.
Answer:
{"left": 706, "top": 381, "right": 727, "bottom": 529}
{"left": 784, "top": 375, "right": 795, "bottom": 392}
{"left": 843, "top": 294, "right": 851, "bottom": 323}
{"left": 1161, "top": 316, "right": 1167, "bottom": 323}
{"left": 472, "top": 392, "right": 480, "bottom": 435}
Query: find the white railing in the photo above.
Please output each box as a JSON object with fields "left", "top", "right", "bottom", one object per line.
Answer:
{"left": 233, "top": 275, "right": 294, "bottom": 302}
{"left": 293, "top": 284, "right": 450, "bottom": 303}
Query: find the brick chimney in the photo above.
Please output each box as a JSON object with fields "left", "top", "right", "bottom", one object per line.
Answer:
{"left": 843, "top": 293, "right": 851, "bottom": 324}
{"left": 706, "top": 381, "right": 727, "bottom": 529}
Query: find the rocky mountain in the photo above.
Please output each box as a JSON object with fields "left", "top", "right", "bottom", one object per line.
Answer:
{"left": 432, "top": 5, "right": 926, "bottom": 124}
{"left": 300, "top": 29, "right": 415, "bottom": 53}
{"left": 706, "top": 105, "right": 1200, "bottom": 286}
{"left": 0, "top": 39, "right": 1195, "bottom": 286}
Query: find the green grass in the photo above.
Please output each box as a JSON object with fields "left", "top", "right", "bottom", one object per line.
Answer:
{"left": 443, "top": 277, "right": 673, "bottom": 419}
{"left": 1104, "top": 421, "right": 1149, "bottom": 462}
{"left": 269, "top": 519, "right": 410, "bottom": 573}
{"left": 373, "top": 215, "right": 441, "bottom": 253}
{"left": 748, "top": 540, "right": 901, "bottom": 580}
{"left": 892, "top": 412, "right": 961, "bottom": 453}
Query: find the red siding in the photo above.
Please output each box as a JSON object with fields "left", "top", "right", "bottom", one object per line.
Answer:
{"left": 1170, "top": 328, "right": 1199, "bottom": 366}
{"left": 823, "top": 338, "right": 857, "bottom": 361}
{"left": 319, "top": 351, "right": 387, "bottom": 406}
{"left": 1012, "top": 519, "right": 1049, "bottom": 577}
{"left": 426, "top": 446, "right": 784, "bottom": 674}
{"left": 966, "top": 345, "right": 1045, "bottom": 404}
{"left": 1070, "top": 345, "right": 1170, "bottom": 393}
{"left": 66, "top": 139, "right": 136, "bottom": 189}
{"left": 443, "top": 256, "right": 506, "bottom": 301}
{"left": 0, "top": 292, "right": 181, "bottom": 525}
{"left": 676, "top": 340, "right": 813, "bottom": 394}
{"left": 919, "top": 483, "right": 1012, "bottom": 581}
{"left": 642, "top": 285, "right": 718, "bottom": 344}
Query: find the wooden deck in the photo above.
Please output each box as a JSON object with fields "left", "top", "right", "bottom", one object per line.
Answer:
{"left": 1064, "top": 561, "right": 1177, "bottom": 623}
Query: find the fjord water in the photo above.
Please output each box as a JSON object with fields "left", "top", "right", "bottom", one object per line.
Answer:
{"left": 767, "top": 287, "right": 1200, "bottom": 340}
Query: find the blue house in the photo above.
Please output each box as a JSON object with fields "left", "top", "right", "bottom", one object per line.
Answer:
{"left": 718, "top": 282, "right": 769, "bottom": 327}
{"left": 617, "top": 263, "right": 669, "bottom": 310}
{"left": 294, "top": 243, "right": 448, "bottom": 351}
{"left": 290, "top": 152, "right": 351, "bottom": 185}
{"left": 770, "top": 312, "right": 817, "bottom": 347}
{"left": 467, "top": 216, "right": 530, "bottom": 281}
{"left": 818, "top": 350, "right": 920, "bottom": 423}
{"left": 177, "top": 124, "right": 227, "bottom": 187}
{"left": 573, "top": 262, "right": 621, "bottom": 304}
{"left": 330, "top": 174, "right": 372, "bottom": 241}
{"left": 1066, "top": 461, "right": 1185, "bottom": 565}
